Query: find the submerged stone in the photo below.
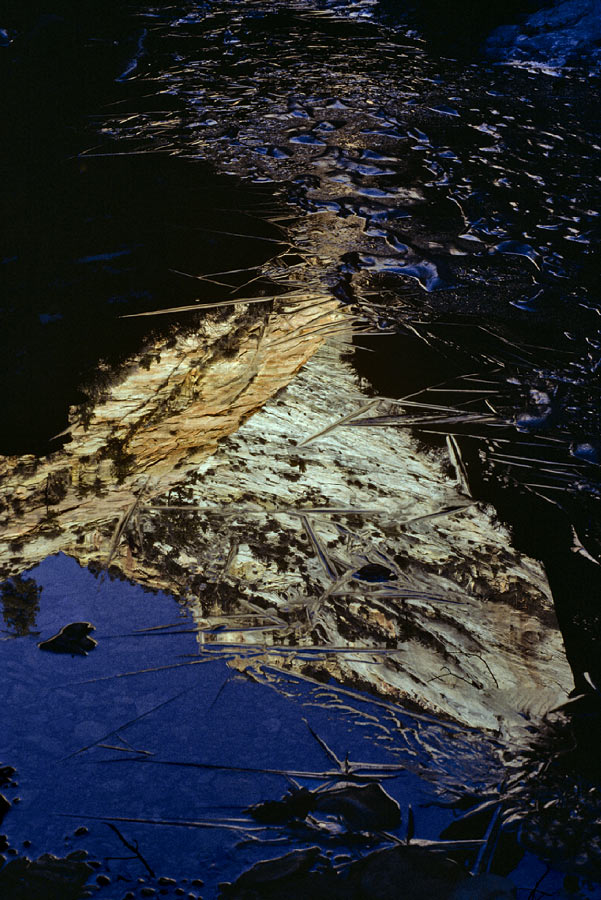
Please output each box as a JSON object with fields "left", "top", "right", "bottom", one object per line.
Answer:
{"left": 450, "top": 874, "right": 517, "bottom": 899}
{"left": 0, "top": 767, "right": 16, "bottom": 787}
{"left": 249, "top": 781, "right": 401, "bottom": 831}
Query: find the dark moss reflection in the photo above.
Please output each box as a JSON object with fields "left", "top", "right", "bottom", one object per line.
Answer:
{"left": 1, "top": 576, "right": 41, "bottom": 637}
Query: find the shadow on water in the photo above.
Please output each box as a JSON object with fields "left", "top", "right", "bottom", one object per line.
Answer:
{"left": 0, "top": 2, "right": 288, "bottom": 456}
{"left": 0, "top": 153, "right": 287, "bottom": 456}
{"left": 377, "top": 0, "right": 547, "bottom": 53}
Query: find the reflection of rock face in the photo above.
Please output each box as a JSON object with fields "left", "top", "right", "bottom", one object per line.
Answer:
{"left": 0, "top": 292, "right": 341, "bottom": 575}
{"left": 102, "top": 338, "right": 570, "bottom": 734}
{"left": 0, "top": 283, "right": 571, "bottom": 734}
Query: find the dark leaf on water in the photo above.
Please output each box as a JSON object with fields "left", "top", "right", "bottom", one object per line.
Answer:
{"left": 312, "top": 782, "right": 401, "bottom": 831}
{"left": 247, "top": 788, "right": 314, "bottom": 824}
{"left": 38, "top": 622, "right": 97, "bottom": 656}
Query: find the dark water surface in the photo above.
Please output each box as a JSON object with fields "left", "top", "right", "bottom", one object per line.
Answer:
{"left": 1, "top": 554, "right": 595, "bottom": 898}
{"left": 0, "top": 555, "right": 500, "bottom": 896}
{"left": 2, "top": 0, "right": 601, "bottom": 896}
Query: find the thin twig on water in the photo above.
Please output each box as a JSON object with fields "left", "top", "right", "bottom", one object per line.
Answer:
{"left": 106, "top": 823, "right": 156, "bottom": 877}
{"left": 298, "top": 399, "right": 380, "bottom": 447}
{"left": 62, "top": 685, "right": 197, "bottom": 760}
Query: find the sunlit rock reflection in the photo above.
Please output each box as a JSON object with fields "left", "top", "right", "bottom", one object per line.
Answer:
{"left": 138, "top": 340, "right": 571, "bottom": 734}
{"left": 0, "top": 290, "right": 571, "bottom": 738}
{"left": 0, "top": 288, "right": 342, "bottom": 571}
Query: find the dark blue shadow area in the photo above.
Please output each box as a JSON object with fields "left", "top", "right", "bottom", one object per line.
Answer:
{"left": 1, "top": 553, "right": 480, "bottom": 894}
{"left": 376, "top": 0, "right": 544, "bottom": 53}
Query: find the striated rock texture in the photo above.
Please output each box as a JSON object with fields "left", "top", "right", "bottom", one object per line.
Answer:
{"left": 0, "top": 282, "right": 572, "bottom": 735}
{"left": 0, "top": 291, "right": 343, "bottom": 574}
{"left": 92, "top": 340, "right": 571, "bottom": 735}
